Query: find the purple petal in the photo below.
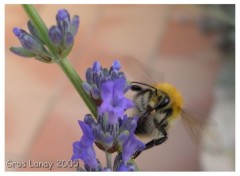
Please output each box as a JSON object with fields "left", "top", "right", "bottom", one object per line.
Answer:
{"left": 56, "top": 9, "right": 71, "bottom": 36}
{"left": 113, "top": 106, "right": 124, "bottom": 118}
{"left": 99, "top": 102, "right": 113, "bottom": 115}
{"left": 117, "top": 163, "right": 135, "bottom": 171}
{"left": 93, "top": 61, "right": 102, "bottom": 72}
{"left": 63, "top": 32, "right": 74, "bottom": 48}
{"left": 56, "top": 9, "right": 70, "bottom": 22}
{"left": 84, "top": 114, "right": 96, "bottom": 126}
{"left": 78, "top": 121, "right": 94, "bottom": 146}
{"left": 117, "top": 130, "right": 129, "bottom": 146}
{"left": 118, "top": 98, "right": 135, "bottom": 110}
{"left": 122, "top": 134, "right": 145, "bottom": 162}
{"left": 107, "top": 111, "right": 119, "bottom": 124}
{"left": 112, "top": 60, "right": 121, "bottom": 70}
{"left": 112, "top": 78, "right": 126, "bottom": 101}
{"left": 70, "top": 15, "right": 80, "bottom": 36}
{"left": 71, "top": 141, "right": 81, "bottom": 160}
{"left": 85, "top": 68, "right": 93, "bottom": 84}
{"left": 120, "top": 117, "right": 138, "bottom": 134}
{"left": 13, "top": 27, "right": 23, "bottom": 37}
{"left": 49, "top": 26, "right": 63, "bottom": 45}
{"left": 100, "top": 81, "right": 114, "bottom": 102}
{"left": 79, "top": 145, "right": 98, "bottom": 168}
{"left": 82, "top": 82, "right": 92, "bottom": 94}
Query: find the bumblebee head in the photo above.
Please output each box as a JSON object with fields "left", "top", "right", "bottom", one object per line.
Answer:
{"left": 154, "top": 82, "right": 183, "bottom": 119}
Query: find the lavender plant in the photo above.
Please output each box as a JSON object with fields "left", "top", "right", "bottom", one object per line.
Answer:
{"left": 10, "top": 5, "right": 145, "bottom": 171}
{"left": 11, "top": 8, "right": 79, "bottom": 62}
{"left": 72, "top": 61, "right": 145, "bottom": 171}
{"left": 11, "top": 5, "right": 97, "bottom": 118}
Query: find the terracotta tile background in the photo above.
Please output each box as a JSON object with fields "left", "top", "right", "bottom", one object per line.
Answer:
{"left": 5, "top": 4, "right": 233, "bottom": 171}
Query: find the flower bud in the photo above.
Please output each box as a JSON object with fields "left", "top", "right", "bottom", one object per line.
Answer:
{"left": 70, "top": 15, "right": 80, "bottom": 36}
{"left": 63, "top": 32, "right": 74, "bottom": 48}
{"left": 10, "top": 47, "right": 36, "bottom": 58}
{"left": 112, "top": 60, "right": 121, "bottom": 70}
{"left": 27, "top": 20, "right": 45, "bottom": 44}
{"left": 12, "top": 27, "right": 52, "bottom": 63}
{"left": 49, "top": 26, "right": 63, "bottom": 47}
{"left": 56, "top": 9, "right": 70, "bottom": 36}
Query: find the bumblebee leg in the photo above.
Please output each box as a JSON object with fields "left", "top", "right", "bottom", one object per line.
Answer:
{"left": 133, "top": 115, "right": 169, "bottom": 159}
{"left": 132, "top": 150, "right": 142, "bottom": 159}
{"left": 144, "top": 140, "right": 155, "bottom": 150}
{"left": 132, "top": 136, "right": 167, "bottom": 159}
{"left": 154, "top": 136, "right": 168, "bottom": 146}
{"left": 153, "top": 108, "right": 172, "bottom": 134}
{"left": 132, "top": 140, "right": 155, "bottom": 159}
{"left": 153, "top": 118, "right": 167, "bottom": 134}
{"left": 145, "top": 134, "right": 168, "bottom": 150}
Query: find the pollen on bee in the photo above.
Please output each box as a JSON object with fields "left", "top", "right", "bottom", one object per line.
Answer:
{"left": 155, "top": 82, "right": 184, "bottom": 109}
{"left": 150, "top": 109, "right": 156, "bottom": 114}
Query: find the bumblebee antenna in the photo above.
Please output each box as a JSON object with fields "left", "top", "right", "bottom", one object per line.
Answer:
{"left": 131, "top": 81, "right": 157, "bottom": 90}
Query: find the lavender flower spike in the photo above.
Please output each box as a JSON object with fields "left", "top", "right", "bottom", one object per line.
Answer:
{"left": 82, "top": 60, "right": 129, "bottom": 104}
{"left": 11, "top": 27, "right": 51, "bottom": 62}
{"left": 73, "top": 61, "right": 145, "bottom": 171}
{"left": 72, "top": 121, "right": 101, "bottom": 171}
{"left": 48, "top": 8, "right": 79, "bottom": 56}
{"left": 13, "top": 28, "right": 44, "bottom": 53}
{"left": 121, "top": 133, "right": 145, "bottom": 163}
{"left": 99, "top": 78, "right": 135, "bottom": 124}
{"left": 11, "top": 9, "right": 79, "bottom": 61}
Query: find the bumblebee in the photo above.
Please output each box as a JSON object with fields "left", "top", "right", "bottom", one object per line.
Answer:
{"left": 118, "top": 56, "right": 204, "bottom": 158}
{"left": 130, "top": 81, "right": 184, "bottom": 158}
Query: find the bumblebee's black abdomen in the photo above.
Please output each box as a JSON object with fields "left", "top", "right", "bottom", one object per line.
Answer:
{"left": 134, "top": 113, "right": 155, "bottom": 136}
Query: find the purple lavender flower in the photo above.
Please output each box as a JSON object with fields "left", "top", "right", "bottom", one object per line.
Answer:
{"left": 121, "top": 133, "right": 145, "bottom": 162}
{"left": 72, "top": 61, "right": 145, "bottom": 171}
{"left": 72, "top": 121, "right": 101, "bottom": 171}
{"left": 73, "top": 114, "right": 144, "bottom": 171}
{"left": 99, "top": 78, "right": 134, "bottom": 124}
{"left": 11, "top": 9, "right": 79, "bottom": 62}
{"left": 114, "top": 153, "right": 137, "bottom": 171}
{"left": 82, "top": 60, "right": 130, "bottom": 103}
{"left": 116, "top": 162, "right": 136, "bottom": 171}
{"left": 10, "top": 27, "right": 52, "bottom": 62}
{"left": 49, "top": 9, "right": 79, "bottom": 56}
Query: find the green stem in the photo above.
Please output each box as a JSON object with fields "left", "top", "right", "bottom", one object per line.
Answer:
{"left": 58, "top": 59, "right": 97, "bottom": 118}
{"left": 22, "top": 4, "right": 58, "bottom": 60}
{"left": 105, "top": 152, "right": 112, "bottom": 170}
{"left": 22, "top": 4, "right": 97, "bottom": 118}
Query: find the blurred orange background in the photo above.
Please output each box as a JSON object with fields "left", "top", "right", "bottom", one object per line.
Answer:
{"left": 5, "top": 4, "right": 235, "bottom": 171}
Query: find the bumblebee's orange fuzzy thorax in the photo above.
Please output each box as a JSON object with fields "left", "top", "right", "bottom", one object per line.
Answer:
{"left": 155, "top": 83, "right": 183, "bottom": 120}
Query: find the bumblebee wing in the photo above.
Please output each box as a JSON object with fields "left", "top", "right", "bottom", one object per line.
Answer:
{"left": 180, "top": 110, "right": 206, "bottom": 143}
{"left": 181, "top": 110, "right": 224, "bottom": 153}
{"left": 119, "top": 55, "right": 164, "bottom": 85}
